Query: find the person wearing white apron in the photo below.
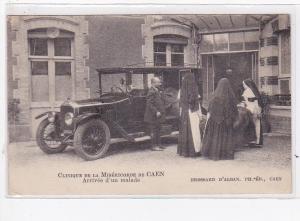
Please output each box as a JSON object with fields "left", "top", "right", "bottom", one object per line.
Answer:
{"left": 242, "top": 79, "right": 263, "bottom": 146}
{"left": 177, "top": 71, "right": 202, "bottom": 157}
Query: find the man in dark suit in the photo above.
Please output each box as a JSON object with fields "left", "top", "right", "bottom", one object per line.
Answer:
{"left": 144, "top": 77, "right": 166, "bottom": 151}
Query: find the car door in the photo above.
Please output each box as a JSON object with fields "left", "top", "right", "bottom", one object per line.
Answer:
{"left": 124, "top": 89, "right": 147, "bottom": 133}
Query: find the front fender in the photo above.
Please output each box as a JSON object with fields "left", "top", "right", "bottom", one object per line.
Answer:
{"left": 74, "top": 113, "right": 102, "bottom": 127}
{"left": 35, "top": 111, "right": 60, "bottom": 120}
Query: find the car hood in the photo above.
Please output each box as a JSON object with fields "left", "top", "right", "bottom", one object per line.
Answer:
{"left": 74, "top": 98, "right": 102, "bottom": 105}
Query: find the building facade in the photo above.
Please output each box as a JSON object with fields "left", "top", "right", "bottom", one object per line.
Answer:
{"left": 7, "top": 15, "right": 145, "bottom": 141}
{"left": 7, "top": 15, "right": 291, "bottom": 141}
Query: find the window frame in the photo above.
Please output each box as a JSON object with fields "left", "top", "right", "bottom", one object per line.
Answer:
{"left": 153, "top": 42, "right": 185, "bottom": 67}
{"left": 28, "top": 34, "right": 75, "bottom": 106}
{"left": 200, "top": 31, "right": 260, "bottom": 54}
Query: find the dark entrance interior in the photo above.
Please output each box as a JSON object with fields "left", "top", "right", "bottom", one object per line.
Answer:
{"left": 160, "top": 69, "right": 203, "bottom": 97}
{"left": 214, "top": 53, "right": 257, "bottom": 99}
{"left": 202, "top": 52, "right": 258, "bottom": 104}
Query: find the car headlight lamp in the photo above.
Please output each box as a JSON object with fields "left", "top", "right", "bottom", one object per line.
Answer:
{"left": 64, "top": 112, "right": 74, "bottom": 126}
{"left": 47, "top": 111, "right": 56, "bottom": 123}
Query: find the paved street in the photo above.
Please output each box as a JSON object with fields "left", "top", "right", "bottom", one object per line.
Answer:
{"left": 7, "top": 134, "right": 292, "bottom": 195}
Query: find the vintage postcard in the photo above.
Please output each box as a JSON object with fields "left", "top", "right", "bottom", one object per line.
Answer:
{"left": 6, "top": 10, "right": 294, "bottom": 196}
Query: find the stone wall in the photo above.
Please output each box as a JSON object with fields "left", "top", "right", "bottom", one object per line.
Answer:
{"left": 7, "top": 16, "right": 90, "bottom": 141}
{"left": 268, "top": 106, "right": 291, "bottom": 134}
{"left": 87, "top": 16, "right": 145, "bottom": 97}
{"left": 142, "top": 16, "right": 196, "bottom": 67}
{"left": 259, "top": 15, "right": 290, "bottom": 95}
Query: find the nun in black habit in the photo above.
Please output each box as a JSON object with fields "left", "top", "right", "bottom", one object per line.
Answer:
{"left": 177, "top": 72, "right": 203, "bottom": 157}
{"left": 202, "top": 78, "right": 238, "bottom": 160}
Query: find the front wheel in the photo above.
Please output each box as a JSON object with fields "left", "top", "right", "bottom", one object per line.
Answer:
{"left": 36, "top": 119, "right": 68, "bottom": 154}
{"left": 74, "top": 119, "right": 110, "bottom": 161}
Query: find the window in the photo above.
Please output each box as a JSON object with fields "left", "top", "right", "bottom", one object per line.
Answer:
{"left": 267, "top": 56, "right": 279, "bottom": 65}
{"left": 200, "top": 31, "right": 259, "bottom": 54}
{"left": 154, "top": 43, "right": 167, "bottom": 66}
{"left": 260, "top": 58, "right": 265, "bottom": 66}
{"left": 244, "top": 31, "right": 259, "bottom": 50}
{"left": 214, "top": 33, "right": 228, "bottom": 51}
{"left": 55, "top": 62, "right": 72, "bottom": 101}
{"left": 31, "top": 61, "right": 49, "bottom": 102}
{"left": 30, "top": 39, "right": 48, "bottom": 56}
{"left": 229, "top": 32, "right": 244, "bottom": 51}
{"left": 28, "top": 28, "right": 74, "bottom": 103}
{"left": 171, "top": 44, "right": 184, "bottom": 66}
{"left": 153, "top": 41, "right": 185, "bottom": 67}
{"left": 280, "top": 79, "right": 290, "bottom": 94}
{"left": 200, "top": 35, "right": 214, "bottom": 53}
{"left": 266, "top": 76, "right": 278, "bottom": 85}
{"left": 280, "top": 32, "right": 290, "bottom": 76}
{"left": 266, "top": 36, "right": 278, "bottom": 46}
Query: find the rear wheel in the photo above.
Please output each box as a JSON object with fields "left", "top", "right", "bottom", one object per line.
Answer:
{"left": 74, "top": 119, "right": 110, "bottom": 161}
{"left": 36, "top": 119, "right": 67, "bottom": 154}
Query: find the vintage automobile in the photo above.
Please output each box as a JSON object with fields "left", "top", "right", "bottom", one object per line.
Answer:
{"left": 35, "top": 66, "right": 201, "bottom": 160}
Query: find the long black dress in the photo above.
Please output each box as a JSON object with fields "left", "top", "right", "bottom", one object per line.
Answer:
{"left": 202, "top": 78, "right": 238, "bottom": 160}
{"left": 177, "top": 72, "right": 201, "bottom": 157}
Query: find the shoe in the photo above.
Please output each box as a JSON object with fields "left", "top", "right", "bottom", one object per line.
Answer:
{"left": 159, "top": 145, "right": 166, "bottom": 150}
{"left": 254, "top": 144, "right": 263, "bottom": 148}
{"left": 151, "top": 146, "right": 162, "bottom": 151}
{"left": 249, "top": 143, "right": 262, "bottom": 148}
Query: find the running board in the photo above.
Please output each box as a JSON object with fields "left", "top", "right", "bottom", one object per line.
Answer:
{"left": 110, "top": 131, "right": 179, "bottom": 144}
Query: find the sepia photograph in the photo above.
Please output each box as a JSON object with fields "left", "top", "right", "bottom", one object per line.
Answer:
{"left": 6, "top": 13, "right": 293, "bottom": 196}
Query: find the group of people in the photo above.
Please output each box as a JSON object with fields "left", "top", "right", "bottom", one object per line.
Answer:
{"left": 144, "top": 72, "right": 263, "bottom": 161}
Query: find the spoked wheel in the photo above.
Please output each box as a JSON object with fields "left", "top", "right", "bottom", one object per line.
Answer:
{"left": 36, "top": 119, "right": 67, "bottom": 154}
{"left": 74, "top": 119, "right": 110, "bottom": 161}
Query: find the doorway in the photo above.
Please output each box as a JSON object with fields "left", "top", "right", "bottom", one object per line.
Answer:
{"left": 202, "top": 52, "right": 258, "bottom": 104}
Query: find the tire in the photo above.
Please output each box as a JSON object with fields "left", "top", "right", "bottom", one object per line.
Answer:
{"left": 36, "top": 118, "right": 68, "bottom": 154}
{"left": 74, "top": 119, "right": 110, "bottom": 161}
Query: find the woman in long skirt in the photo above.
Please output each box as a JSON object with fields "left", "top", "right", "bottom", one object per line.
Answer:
{"left": 177, "top": 71, "right": 203, "bottom": 157}
{"left": 242, "top": 79, "right": 263, "bottom": 146}
{"left": 202, "top": 78, "right": 238, "bottom": 160}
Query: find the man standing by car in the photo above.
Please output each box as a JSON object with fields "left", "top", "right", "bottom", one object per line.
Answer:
{"left": 144, "top": 77, "right": 166, "bottom": 151}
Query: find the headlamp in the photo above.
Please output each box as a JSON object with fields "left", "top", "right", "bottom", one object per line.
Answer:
{"left": 47, "top": 111, "right": 56, "bottom": 123}
{"left": 64, "top": 112, "right": 74, "bottom": 126}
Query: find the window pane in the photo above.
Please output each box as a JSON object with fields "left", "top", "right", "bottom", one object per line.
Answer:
{"left": 245, "top": 31, "right": 259, "bottom": 50}
{"left": 31, "top": 61, "right": 48, "bottom": 75}
{"left": 200, "top": 35, "right": 214, "bottom": 53}
{"left": 171, "top": 54, "right": 184, "bottom": 66}
{"left": 202, "top": 55, "right": 207, "bottom": 68}
{"left": 229, "top": 32, "right": 244, "bottom": 51}
{"left": 280, "top": 80, "right": 290, "bottom": 94}
{"left": 54, "top": 38, "right": 72, "bottom": 56}
{"left": 55, "top": 62, "right": 72, "bottom": 100}
{"left": 29, "top": 39, "right": 48, "bottom": 56}
{"left": 55, "top": 62, "right": 71, "bottom": 76}
{"left": 281, "top": 32, "right": 290, "bottom": 75}
{"left": 154, "top": 53, "right": 166, "bottom": 66}
{"left": 171, "top": 44, "right": 184, "bottom": 53}
{"left": 31, "top": 61, "right": 49, "bottom": 102}
{"left": 214, "top": 33, "right": 228, "bottom": 51}
{"left": 154, "top": 43, "right": 166, "bottom": 53}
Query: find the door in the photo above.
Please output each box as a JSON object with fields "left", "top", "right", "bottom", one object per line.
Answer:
{"left": 213, "top": 52, "right": 256, "bottom": 100}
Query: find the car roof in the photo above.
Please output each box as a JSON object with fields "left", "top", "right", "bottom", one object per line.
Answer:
{"left": 96, "top": 66, "right": 200, "bottom": 75}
